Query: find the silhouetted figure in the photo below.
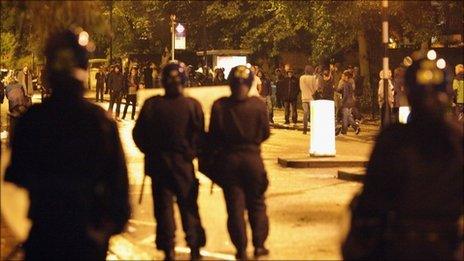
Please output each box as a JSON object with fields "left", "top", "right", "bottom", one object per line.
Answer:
{"left": 207, "top": 65, "right": 270, "bottom": 260}
{"left": 107, "top": 65, "right": 125, "bottom": 119}
{"left": 133, "top": 63, "right": 206, "bottom": 261}
{"left": 4, "top": 30, "right": 131, "bottom": 261}
{"left": 122, "top": 66, "right": 139, "bottom": 120}
{"left": 280, "top": 69, "right": 300, "bottom": 125}
{"left": 342, "top": 58, "right": 463, "bottom": 260}
{"left": 95, "top": 66, "right": 106, "bottom": 102}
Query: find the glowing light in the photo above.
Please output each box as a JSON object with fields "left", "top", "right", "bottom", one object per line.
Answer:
{"left": 310, "top": 100, "right": 336, "bottom": 156}
{"left": 399, "top": 106, "right": 411, "bottom": 124}
{"left": 403, "top": 56, "right": 413, "bottom": 67}
{"left": 436, "top": 58, "right": 446, "bottom": 69}
{"left": 427, "top": 50, "right": 437, "bottom": 60}
{"left": 175, "top": 23, "right": 185, "bottom": 34}
{"left": 78, "top": 31, "right": 89, "bottom": 46}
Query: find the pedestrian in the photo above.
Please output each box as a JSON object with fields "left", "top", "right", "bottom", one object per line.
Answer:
{"left": 133, "top": 62, "right": 206, "bottom": 261}
{"left": 353, "top": 67, "right": 364, "bottom": 121}
{"left": 280, "top": 68, "right": 300, "bottom": 126}
{"left": 105, "top": 65, "right": 113, "bottom": 94}
{"left": 320, "top": 69, "right": 335, "bottom": 100}
{"left": 213, "top": 67, "right": 226, "bottom": 85}
{"left": 392, "top": 66, "right": 408, "bottom": 123}
{"left": 274, "top": 68, "right": 284, "bottom": 108}
{"left": 205, "top": 65, "right": 270, "bottom": 260}
{"left": 248, "top": 65, "right": 261, "bottom": 97}
{"left": 4, "top": 29, "right": 130, "bottom": 261}
{"left": 257, "top": 69, "right": 274, "bottom": 123}
{"left": 299, "top": 65, "right": 318, "bottom": 134}
{"left": 378, "top": 69, "right": 394, "bottom": 128}
{"left": 107, "top": 65, "right": 125, "bottom": 119}
{"left": 337, "top": 70, "right": 360, "bottom": 135}
{"left": 143, "top": 62, "right": 155, "bottom": 89}
{"left": 122, "top": 66, "right": 139, "bottom": 120}
{"left": 17, "top": 65, "right": 34, "bottom": 98}
{"left": 4, "top": 71, "right": 31, "bottom": 144}
{"left": 453, "top": 64, "right": 463, "bottom": 120}
{"left": 95, "top": 66, "right": 106, "bottom": 102}
{"left": 342, "top": 57, "right": 463, "bottom": 260}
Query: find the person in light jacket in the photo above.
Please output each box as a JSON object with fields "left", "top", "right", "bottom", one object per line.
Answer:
{"left": 299, "top": 65, "right": 318, "bottom": 134}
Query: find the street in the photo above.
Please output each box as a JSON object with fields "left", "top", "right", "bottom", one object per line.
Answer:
{"left": 1, "top": 92, "right": 377, "bottom": 260}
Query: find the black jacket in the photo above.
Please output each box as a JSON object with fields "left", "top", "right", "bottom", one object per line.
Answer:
{"left": 108, "top": 72, "right": 125, "bottom": 93}
{"left": 5, "top": 96, "right": 130, "bottom": 235}
{"left": 279, "top": 76, "right": 300, "bottom": 101}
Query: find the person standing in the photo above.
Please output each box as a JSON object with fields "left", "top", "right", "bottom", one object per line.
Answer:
{"left": 105, "top": 65, "right": 113, "bottom": 94}
{"left": 143, "top": 62, "right": 154, "bottom": 89}
{"left": 4, "top": 30, "right": 130, "bottom": 261}
{"left": 378, "top": 69, "right": 394, "bottom": 128}
{"left": 257, "top": 69, "right": 274, "bottom": 123}
{"left": 453, "top": 64, "right": 463, "bottom": 119}
{"left": 122, "top": 67, "right": 139, "bottom": 120}
{"left": 133, "top": 62, "right": 206, "bottom": 260}
{"left": 4, "top": 71, "right": 31, "bottom": 144}
{"left": 249, "top": 65, "right": 262, "bottom": 97}
{"left": 320, "top": 69, "right": 335, "bottom": 101}
{"left": 207, "top": 65, "right": 270, "bottom": 260}
{"left": 281, "top": 69, "right": 300, "bottom": 126}
{"left": 339, "top": 70, "right": 360, "bottom": 135}
{"left": 273, "top": 68, "right": 284, "bottom": 108}
{"left": 299, "top": 65, "right": 318, "bottom": 134}
{"left": 343, "top": 58, "right": 463, "bottom": 260}
{"left": 95, "top": 66, "right": 106, "bottom": 102}
{"left": 392, "top": 66, "right": 408, "bottom": 123}
{"left": 17, "top": 65, "right": 34, "bottom": 98}
{"left": 107, "top": 65, "right": 125, "bottom": 119}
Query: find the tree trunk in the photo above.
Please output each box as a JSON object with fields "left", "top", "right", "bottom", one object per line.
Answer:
{"left": 357, "top": 29, "right": 370, "bottom": 90}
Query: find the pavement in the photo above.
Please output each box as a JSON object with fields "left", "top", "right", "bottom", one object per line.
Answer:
{"left": 1, "top": 90, "right": 379, "bottom": 260}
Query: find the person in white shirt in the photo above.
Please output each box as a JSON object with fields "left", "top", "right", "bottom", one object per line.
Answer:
{"left": 378, "top": 69, "right": 394, "bottom": 128}
{"left": 248, "top": 65, "right": 262, "bottom": 97}
{"left": 299, "top": 65, "right": 318, "bottom": 134}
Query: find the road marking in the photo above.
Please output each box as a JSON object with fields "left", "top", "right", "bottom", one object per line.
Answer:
{"left": 129, "top": 219, "right": 156, "bottom": 226}
{"left": 137, "top": 235, "right": 236, "bottom": 260}
{"left": 175, "top": 246, "right": 236, "bottom": 261}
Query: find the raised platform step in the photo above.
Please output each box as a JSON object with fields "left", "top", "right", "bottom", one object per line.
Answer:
{"left": 277, "top": 155, "right": 368, "bottom": 168}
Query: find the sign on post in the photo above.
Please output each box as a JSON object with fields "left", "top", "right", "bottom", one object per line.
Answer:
{"left": 175, "top": 23, "right": 186, "bottom": 50}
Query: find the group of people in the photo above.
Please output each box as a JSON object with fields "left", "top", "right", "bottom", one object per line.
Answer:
{"left": 247, "top": 62, "right": 364, "bottom": 135}
{"left": 2, "top": 29, "right": 462, "bottom": 261}
{"left": 5, "top": 30, "right": 271, "bottom": 261}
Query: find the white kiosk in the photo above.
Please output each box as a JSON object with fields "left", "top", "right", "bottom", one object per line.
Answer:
{"left": 309, "top": 100, "right": 336, "bottom": 157}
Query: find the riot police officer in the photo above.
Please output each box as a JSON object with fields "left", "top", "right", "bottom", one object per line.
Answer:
{"left": 4, "top": 29, "right": 131, "bottom": 260}
{"left": 133, "top": 62, "right": 206, "bottom": 261}
{"left": 208, "top": 65, "right": 270, "bottom": 260}
{"left": 342, "top": 57, "right": 463, "bottom": 260}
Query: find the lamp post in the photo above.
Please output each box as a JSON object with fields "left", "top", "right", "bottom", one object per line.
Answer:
{"left": 170, "top": 14, "right": 176, "bottom": 61}
{"left": 381, "top": 0, "right": 391, "bottom": 128}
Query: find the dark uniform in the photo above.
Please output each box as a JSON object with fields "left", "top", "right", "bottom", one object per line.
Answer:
{"left": 208, "top": 66, "right": 270, "bottom": 259}
{"left": 95, "top": 70, "right": 105, "bottom": 102}
{"left": 132, "top": 65, "right": 206, "bottom": 259}
{"left": 343, "top": 58, "right": 463, "bottom": 260}
{"left": 107, "top": 69, "right": 125, "bottom": 118}
{"left": 280, "top": 73, "right": 300, "bottom": 124}
{"left": 4, "top": 29, "right": 131, "bottom": 261}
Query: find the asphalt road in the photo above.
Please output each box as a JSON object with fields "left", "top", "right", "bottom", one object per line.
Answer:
{"left": 1, "top": 91, "right": 378, "bottom": 260}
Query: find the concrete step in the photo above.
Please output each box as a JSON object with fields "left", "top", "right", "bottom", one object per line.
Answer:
{"left": 278, "top": 155, "right": 368, "bottom": 168}
{"left": 337, "top": 168, "right": 365, "bottom": 183}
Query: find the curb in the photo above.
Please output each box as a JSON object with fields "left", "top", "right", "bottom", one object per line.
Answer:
{"left": 337, "top": 169, "right": 365, "bottom": 182}
{"left": 277, "top": 157, "right": 368, "bottom": 168}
